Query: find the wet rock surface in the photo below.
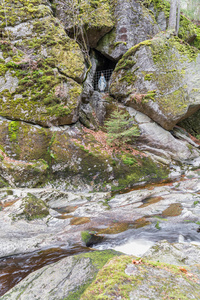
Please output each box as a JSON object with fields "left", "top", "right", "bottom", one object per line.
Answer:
{"left": 5, "top": 250, "right": 200, "bottom": 299}
{"left": 1, "top": 169, "right": 200, "bottom": 258}
{"left": 1, "top": 169, "right": 200, "bottom": 297}
{"left": 1, "top": 250, "right": 119, "bottom": 300}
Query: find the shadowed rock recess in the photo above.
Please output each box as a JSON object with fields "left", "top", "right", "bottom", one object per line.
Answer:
{"left": 1, "top": 0, "right": 200, "bottom": 299}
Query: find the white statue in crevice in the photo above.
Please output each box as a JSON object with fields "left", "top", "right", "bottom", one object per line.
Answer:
{"left": 98, "top": 73, "right": 107, "bottom": 92}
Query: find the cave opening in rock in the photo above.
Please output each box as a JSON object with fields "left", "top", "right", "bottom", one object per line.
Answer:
{"left": 93, "top": 50, "right": 116, "bottom": 92}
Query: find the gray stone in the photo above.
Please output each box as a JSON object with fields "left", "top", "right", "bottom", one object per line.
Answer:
{"left": 82, "top": 53, "right": 97, "bottom": 103}
{"left": 96, "top": 0, "right": 160, "bottom": 61}
{"left": 80, "top": 91, "right": 108, "bottom": 129}
{"left": 53, "top": 0, "right": 114, "bottom": 48}
{"left": 143, "top": 240, "right": 200, "bottom": 266}
{"left": 0, "top": 72, "right": 19, "bottom": 93}
{"left": 110, "top": 33, "right": 200, "bottom": 130}
{"left": 1, "top": 250, "right": 118, "bottom": 300}
{"left": 127, "top": 107, "right": 200, "bottom": 162}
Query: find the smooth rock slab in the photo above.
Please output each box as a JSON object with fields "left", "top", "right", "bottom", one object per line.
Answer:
{"left": 1, "top": 250, "right": 119, "bottom": 300}
{"left": 127, "top": 107, "right": 200, "bottom": 162}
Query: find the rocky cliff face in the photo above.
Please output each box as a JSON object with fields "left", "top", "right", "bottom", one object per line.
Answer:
{"left": 0, "top": 0, "right": 199, "bottom": 191}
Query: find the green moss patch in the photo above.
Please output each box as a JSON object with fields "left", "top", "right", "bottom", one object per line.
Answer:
{"left": 0, "top": 0, "right": 51, "bottom": 28}
{"left": 18, "top": 193, "right": 49, "bottom": 221}
{"left": 0, "top": 41, "right": 82, "bottom": 126}
{"left": 65, "top": 250, "right": 122, "bottom": 300}
{"left": 81, "top": 256, "right": 200, "bottom": 299}
{"left": 110, "top": 33, "right": 199, "bottom": 130}
{"left": 192, "top": 26, "right": 200, "bottom": 50}
{"left": 0, "top": 157, "right": 48, "bottom": 187}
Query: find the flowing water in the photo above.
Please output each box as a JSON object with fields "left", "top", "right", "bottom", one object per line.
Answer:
{"left": 93, "top": 222, "right": 200, "bottom": 256}
{"left": 0, "top": 245, "right": 91, "bottom": 296}
{"left": 1, "top": 173, "right": 200, "bottom": 296}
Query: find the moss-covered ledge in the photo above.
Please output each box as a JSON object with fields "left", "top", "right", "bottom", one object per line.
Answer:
{"left": 110, "top": 33, "right": 200, "bottom": 130}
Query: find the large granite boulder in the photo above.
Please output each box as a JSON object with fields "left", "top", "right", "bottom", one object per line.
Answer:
{"left": 127, "top": 107, "right": 200, "bottom": 163}
{"left": 0, "top": 108, "right": 199, "bottom": 190}
{"left": 96, "top": 0, "right": 198, "bottom": 61}
{"left": 96, "top": 0, "right": 160, "bottom": 61}
{"left": 110, "top": 33, "right": 200, "bottom": 130}
{"left": 0, "top": 156, "right": 48, "bottom": 187}
{"left": 0, "top": 1, "right": 85, "bottom": 127}
{"left": 0, "top": 107, "right": 200, "bottom": 190}
{"left": 53, "top": 0, "right": 114, "bottom": 48}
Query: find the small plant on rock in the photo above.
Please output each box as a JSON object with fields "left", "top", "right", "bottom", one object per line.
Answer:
{"left": 104, "top": 109, "right": 140, "bottom": 147}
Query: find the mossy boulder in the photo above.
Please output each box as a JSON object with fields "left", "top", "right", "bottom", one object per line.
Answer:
{"left": 0, "top": 120, "right": 50, "bottom": 187}
{"left": 81, "top": 255, "right": 200, "bottom": 299}
{"left": 48, "top": 123, "right": 169, "bottom": 191}
{"left": 0, "top": 1, "right": 85, "bottom": 127}
{"left": 53, "top": 0, "right": 114, "bottom": 48}
{"left": 17, "top": 193, "right": 49, "bottom": 221}
{"left": 0, "top": 119, "right": 168, "bottom": 190}
{"left": 96, "top": 0, "right": 160, "bottom": 61}
{"left": 0, "top": 120, "right": 52, "bottom": 161}
{"left": 0, "top": 155, "right": 48, "bottom": 187}
{"left": 0, "top": 41, "right": 83, "bottom": 126}
{"left": 0, "top": 0, "right": 51, "bottom": 28}
{"left": 110, "top": 33, "right": 200, "bottom": 130}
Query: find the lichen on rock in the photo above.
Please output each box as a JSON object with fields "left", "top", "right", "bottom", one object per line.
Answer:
{"left": 110, "top": 33, "right": 200, "bottom": 130}
{"left": 0, "top": 41, "right": 83, "bottom": 126}
{"left": 53, "top": 0, "right": 115, "bottom": 48}
{"left": 96, "top": 0, "right": 160, "bottom": 61}
{"left": 0, "top": 0, "right": 85, "bottom": 127}
{"left": 81, "top": 255, "right": 200, "bottom": 299}
{"left": 17, "top": 193, "right": 49, "bottom": 221}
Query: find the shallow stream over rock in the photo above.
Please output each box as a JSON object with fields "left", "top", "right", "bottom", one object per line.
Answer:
{"left": 1, "top": 168, "right": 200, "bottom": 296}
